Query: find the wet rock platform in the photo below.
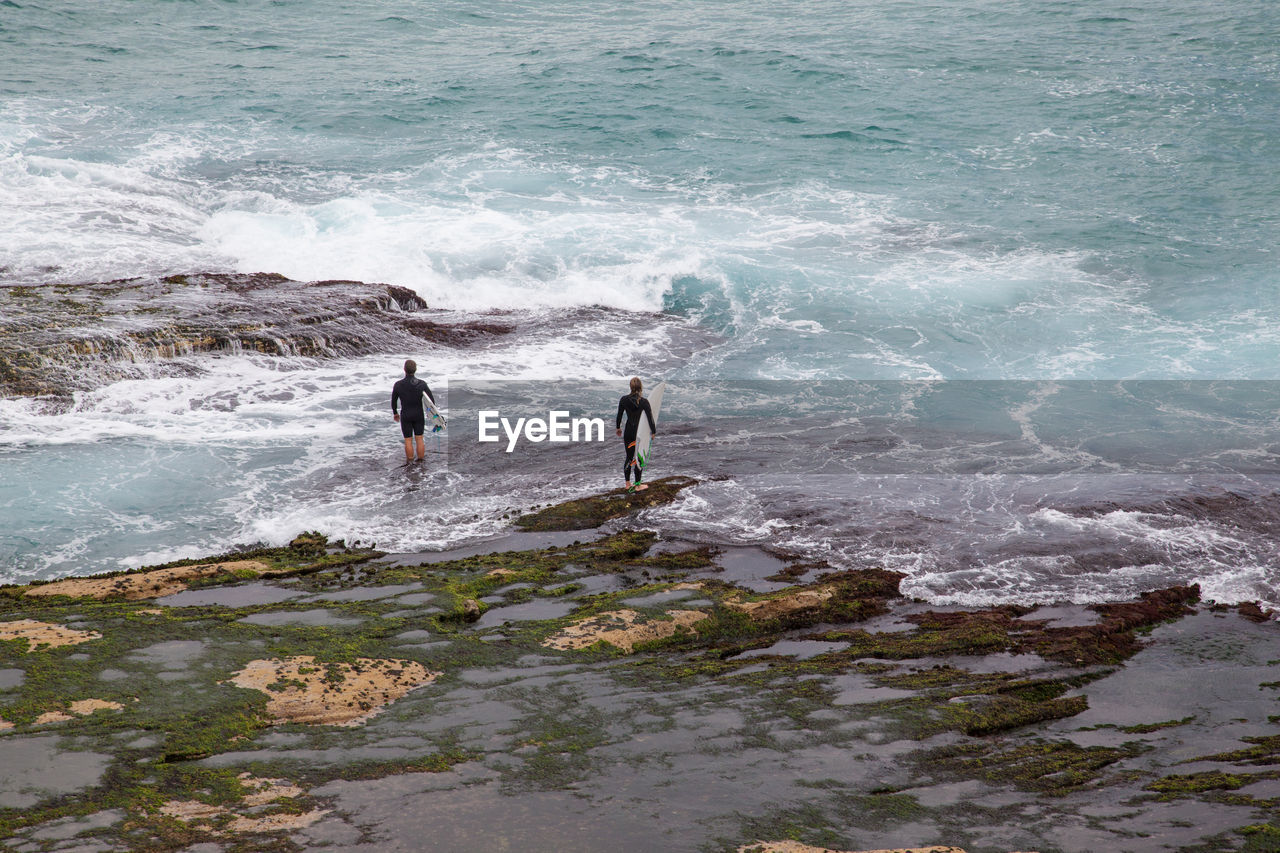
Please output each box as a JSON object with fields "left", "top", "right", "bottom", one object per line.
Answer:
{"left": 1, "top": 478, "right": 1279, "bottom": 852}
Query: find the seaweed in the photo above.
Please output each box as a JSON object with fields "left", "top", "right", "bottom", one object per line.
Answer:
{"left": 513, "top": 476, "right": 698, "bottom": 530}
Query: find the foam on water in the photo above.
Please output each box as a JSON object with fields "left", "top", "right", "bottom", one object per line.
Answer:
{"left": 5, "top": 101, "right": 1280, "bottom": 381}
{"left": 4, "top": 0, "right": 1280, "bottom": 608}
{"left": 199, "top": 190, "right": 705, "bottom": 313}
{"left": 0, "top": 308, "right": 702, "bottom": 579}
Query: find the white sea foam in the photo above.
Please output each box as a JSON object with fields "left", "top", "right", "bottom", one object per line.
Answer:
{"left": 200, "top": 197, "right": 703, "bottom": 313}
{"left": 0, "top": 143, "right": 225, "bottom": 283}
{"left": 897, "top": 503, "right": 1278, "bottom": 609}
{"left": 0, "top": 306, "right": 702, "bottom": 581}
{"left": 641, "top": 480, "right": 792, "bottom": 544}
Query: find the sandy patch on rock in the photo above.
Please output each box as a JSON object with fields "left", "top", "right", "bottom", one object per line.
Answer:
{"left": 159, "top": 774, "right": 328, "bottom": 835}
{"left": 726, "top": 585, "right": 836, "bottom": 621}
{"left": 239, "top": 773, "right": 304, "bottom": 806}
{"left": 34, "top": 711, "right": 75, "bottom": 725}
{"left": 486, "top": 568, "right": 518, "bottom": 578}
{"left": 68, "top": 699, "right": 124, "bottom": 715}
{"left": 31, "top": 699, "right": 124, "bottom": 726}
{"left": 542, "top": 609, "right": 708, "bottom": 652}
{"left": 225, "top": 810, "right": 329, "bottom": 833}
{"left": 160, "top": 800, "right": 226, "bottom": 822}
{"left": 228, "top": 655, "right": 438, "bottom": 726}
{"left": 0, "top": 619, "right": 101, "bottom": 651}
{"left": 742, "top": 840, "right": 1039, "bottom": 845}
{"left": 24, "top": 559, "right": 271, "bottom": 601}
{"left": 0, "top": 720, "right": 13, "bottom": 732}
{"left": 740, "top": 845, "right": 971, "bottom": 853}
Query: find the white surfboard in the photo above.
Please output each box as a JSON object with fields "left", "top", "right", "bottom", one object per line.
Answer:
{"left": 425, "top": 396, "right": 446, "bottom": 434}
{"left": 634, "top": 381, "right": 665, "bottom": 476}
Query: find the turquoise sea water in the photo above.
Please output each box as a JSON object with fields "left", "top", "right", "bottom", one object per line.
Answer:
{"left": 3, "top": 1, "right": 1280, "bottom": 600}
{"left": 5, "top": 0, "right": 1279, "bottom": 375}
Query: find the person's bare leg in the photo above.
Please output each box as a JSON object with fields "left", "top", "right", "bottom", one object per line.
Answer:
{"left": 403, "top": 436, "right": 414, "bottom": 462}
{"left": 415, "top": 435, "right": 426, "bottom": 461}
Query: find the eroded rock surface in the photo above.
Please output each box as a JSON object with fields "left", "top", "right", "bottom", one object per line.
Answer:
{"left": 543, "top": 608, "right": 708, "bottom": 652}
{"left": 726, "top": 585, "right": 837, "bottom": 621}
{"left": 514, "top": 476, "right": 698, "bottom": 530}
{"left": 228, "top": 655, "right": 438, "bottom": 726}
{"left": 159, "top": 774, "right": 327, "bottom": 835}
{"left": 740, "top": 845, "right": 1004, "bottom": 853}
{"left": 24, "top": 560, "right": 271, "bottom": 601}
{"left": 0, "top": 619, "right": 101, "bottom": 650}
{"left": 1, "top": 273, "right": 515, "bottom": 398}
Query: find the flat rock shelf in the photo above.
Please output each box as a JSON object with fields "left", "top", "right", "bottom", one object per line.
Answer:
{"left": 1, "top": 480, "right": 1278, "bottom": 852}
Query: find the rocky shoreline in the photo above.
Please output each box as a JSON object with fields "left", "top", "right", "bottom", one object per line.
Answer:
{"left": 1, "top": 478, "right": 1279, "bottom": 852}
{"left": 0, "top": 273, "right": 514, "bottom": 399}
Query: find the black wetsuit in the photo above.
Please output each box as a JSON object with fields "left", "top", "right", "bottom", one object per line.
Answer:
{"left": 616, "top": 393, "right": 656, "bottom": 483}
{"left": 392, "top": 375, "right": 436, "bottom": 438}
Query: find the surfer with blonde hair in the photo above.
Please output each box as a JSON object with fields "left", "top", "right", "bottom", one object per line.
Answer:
{"left": 615, "top": 377, "right": 657, "bottom": 491}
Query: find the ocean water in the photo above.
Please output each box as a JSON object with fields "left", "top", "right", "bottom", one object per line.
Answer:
{"left": 2, "top": 1, "right": 1279, "bottom": 606}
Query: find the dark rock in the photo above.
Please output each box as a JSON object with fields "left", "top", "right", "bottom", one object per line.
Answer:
{"left": 462, "top": 599, "right": 482, "bottom": 622}
{"left": 514, "top": 476, "right": 698, "bottom": 531}
{"left": 0, "top": 274, "right": 521, "bottom": 399}
{"left": 1238, "top": 601, "right": 1274, "bottom": 623}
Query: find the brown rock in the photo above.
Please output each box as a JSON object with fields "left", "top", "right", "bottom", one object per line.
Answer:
{"left": 34, "top": 711, "right": 74, "bottom": 725}
{"left": 228, "top": 655, "right": 438, "bottom": 726}
{"left": 23, "top": 559, "right": 271, "bottom": 601}
{"left": 68, "top": 699, "right": 124, "bottom": 715}
{"left": 739, "top": 844, "right": 972, "bottom": 853}
{"left": 0, "top": 619, "right": 101, "bottom": 650}
{"left": 543, "top": 609, "right": 708, "bottom": 653}
{"left": 725, "top": 586, "right": 837, "bottom": 621}
{"left": 1238, "top": 601, "right": 1274, "bottom": 623}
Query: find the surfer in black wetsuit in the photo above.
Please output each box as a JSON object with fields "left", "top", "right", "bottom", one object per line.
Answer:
{"left": 392, "top": 359, "right": 436, "bottom": 463}
{"left": 616, "top": 377, "right": 656, "bottom": 491}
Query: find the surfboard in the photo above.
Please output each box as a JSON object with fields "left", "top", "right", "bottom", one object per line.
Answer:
{"left": 634, "top": 381, "right": 665, "bottom": 477}
{"left": 425, "top": 396, "right": 446, "bottom": 434}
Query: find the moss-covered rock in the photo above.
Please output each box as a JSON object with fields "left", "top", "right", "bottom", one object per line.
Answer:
{"left": 513, "top": 476, "right": 698, "bottom": 530}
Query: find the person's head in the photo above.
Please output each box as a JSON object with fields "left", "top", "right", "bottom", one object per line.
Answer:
{"left": 404, "top": 359, "right": 417, "bottom": 376}
{"left": 629, "top": 377, "right": 642, "bottom": 397}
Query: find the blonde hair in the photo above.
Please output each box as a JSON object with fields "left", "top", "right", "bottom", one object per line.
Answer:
{"left": 629, "top": 377, "right": 642, "bottom": 398}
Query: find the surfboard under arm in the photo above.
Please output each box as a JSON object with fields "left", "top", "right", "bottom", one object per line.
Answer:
{"left": 634, "top": 381, "right": 665, "bottom": 475}
{"left": 424, "top": 394, "right": 447, "bottom": 433}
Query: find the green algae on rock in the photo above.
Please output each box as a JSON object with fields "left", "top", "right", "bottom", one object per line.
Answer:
{"left": 0, "top": 480, "right": 1271, "bottom": 852}
{"left": 921, "top": 739, "right": 1148, "bottom": 796}
{"left": 5, "top": 534, "right": 383, "bottom": 603}
{"left": 513, "top": 475, "right": 698, "bottom": 530}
